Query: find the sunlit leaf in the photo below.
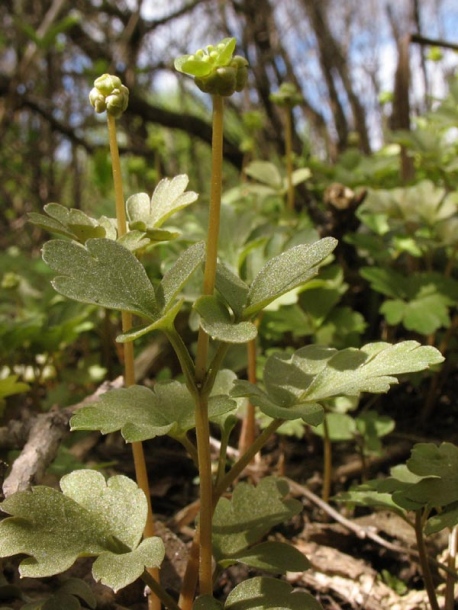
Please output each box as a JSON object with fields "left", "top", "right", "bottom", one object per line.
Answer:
{"left": 243, "top": 237, "right": 337, "bottom": 317}
{"left": 42, "top": 238, "right": 158, "bottom": 319}
{"left": 0, "top": 471, "right": 164, "bottom": 590}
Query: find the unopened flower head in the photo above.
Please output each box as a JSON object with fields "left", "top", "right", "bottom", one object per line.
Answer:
{"left": 89, "top": 74, "right": 129, "bottom": 118}
{"left": 175, "top": 38, "right": 248, "bottom": 97}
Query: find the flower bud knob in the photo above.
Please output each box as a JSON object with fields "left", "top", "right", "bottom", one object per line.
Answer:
{"left": 89, "top": 74, "right": 129, "bottom": 118}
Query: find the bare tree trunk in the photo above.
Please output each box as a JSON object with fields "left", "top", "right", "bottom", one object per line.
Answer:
{"left": 301, "top": 0, "right": 371, "bottom": 154}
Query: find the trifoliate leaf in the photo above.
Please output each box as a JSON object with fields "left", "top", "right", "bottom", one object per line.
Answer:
{"left": 212, "top": 477, "right": 302, "bottom": 559}
{"left": 225, "top": 577, "right": 322, "bottom": 610}
{"left": 234, "top": 341, "right": 441, "bottom": 425}
{"left": 71, "top": 375, "right": 237, "bottom": 442}
{"left": 195, "top": 296, "right": 257, "bottom": 343}
{"left": 127, "top": 175, "right": 197, "bottom": 235}
{"left": 42, "top": 238, "right": 158, "bottom": 319}
{"left": 243, "top": 237, "right": 337, "bottom": 317}
{"left": 0, "top": 470, "right": 164, "bottom": 590}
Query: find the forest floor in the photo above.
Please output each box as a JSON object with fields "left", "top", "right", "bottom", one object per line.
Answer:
{"left": 1, "top": 367, "right": 458, "bottom": 610}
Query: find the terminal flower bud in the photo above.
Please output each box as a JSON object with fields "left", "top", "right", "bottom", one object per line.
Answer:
{"left": 89, "top": 74, "right": 129, "bottom": 118}
{"left": 175, "top": 38, "right": 248, "bottom": 97}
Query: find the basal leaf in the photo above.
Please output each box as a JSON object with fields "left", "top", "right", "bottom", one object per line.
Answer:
{"left": 224, "top": 577, "right": 322, "bottom": 610}
{"left": 243, "top": 237, "right": 337, "bottom": 317}
{"left": 42, "top": 238, "right": 158, "bottom": 319}
{"left": 381, "top": 294, "right": 450, "bottom": 334}
{"left": 59, "top": 470, "right": 146, "bottom": 549}
{"left": 195, "top": 296, "right": 258, "bottom": 343}
{"left": 92, "top": 537, "right": 164, "bottom": 592}
{"left": 228, "top": 541, "right": 310, "bottom": 574}
{"left": 212, "top": 477, "right": 302, "bottom": 559}
{"left": 0, "top": 470, "right": 164, "bottom": 589}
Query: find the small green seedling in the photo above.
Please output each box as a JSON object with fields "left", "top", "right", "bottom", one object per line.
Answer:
{"left": 339, "top": 442, "right": 458, "bottom": 610}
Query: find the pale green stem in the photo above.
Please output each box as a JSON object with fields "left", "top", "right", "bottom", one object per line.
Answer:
{"left": 107, "top": 114, "right": 160, "bottom": 610}
{"left": 214, "top": 419, "right": 284, "bottom": 501}
{"left": 142, "top": 570, "right": 181, "bottom": 610}
{"left": 164, "top": 325, "right": 198, "bottom": 396}
{"left": 192, "top": 94, "right": 225, "bottom": 598}
{"left": 195, "top": 94, "right": 224, "bottom": 381}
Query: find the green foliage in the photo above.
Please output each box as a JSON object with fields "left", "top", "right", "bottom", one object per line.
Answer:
{"left": 20, "top": 578, "right": 96, "bottom": 610}
{"left": 212, "top": 477, "right": 303, "bottom": 565}
{"left": 43, "top": 238, "right": 159, "bottom": 318}
{"left": 0, "top": 470, "right": 164, "bottom": 590}
{"left": 127, "top": 174, "right": 198, "bottom": 241}
{"left": 193, "top": 577, "right": 322, "bottom": 609}
{"left": 360, "top": 269, "right": 458, "bottom": 334}
{"left": 339, "top": 442, "right": 458, "bottom": 534}
{"left": 224, "top": 577, "right": 322, "bottom": 609}
{"left": 233, "top": 341, "right": 443, "bottom": 423}
{"left": 4, "top": 42, "right": 456, "bottom": 610}
{"left": 0, "top": 375, "right": 29, "bottom": 413}
{"left": 71, "top": 371, "right": 237, "bottom": 442}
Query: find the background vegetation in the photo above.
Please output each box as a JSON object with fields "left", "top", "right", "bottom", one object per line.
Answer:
{"left": 2, "top": 1, "right": 458, "bottom": 609}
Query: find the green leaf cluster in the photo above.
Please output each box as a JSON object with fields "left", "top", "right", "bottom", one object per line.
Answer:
{"left": 339, "top": 442, "right": 458, "bottom": 535}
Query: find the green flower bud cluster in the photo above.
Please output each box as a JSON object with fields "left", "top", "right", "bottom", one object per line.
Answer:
{"left": 89, "top": 74, "right": 129, "bottom": 118}
{"left": 270, "top": 83, "right": 302, "bottom": 108}
{"left": 175, "top": 38, "right": 248, "bottom": 97}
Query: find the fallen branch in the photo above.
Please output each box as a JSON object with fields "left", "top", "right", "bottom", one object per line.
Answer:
{"left": 2, "top": 377, "right": 123, "bottom": 497}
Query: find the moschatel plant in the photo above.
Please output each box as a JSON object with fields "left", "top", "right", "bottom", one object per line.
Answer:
{"left": 0, "top": 38, "right": 445, "bottom": 610}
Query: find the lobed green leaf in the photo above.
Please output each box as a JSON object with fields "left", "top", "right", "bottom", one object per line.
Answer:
{"left": 224, "top": 577, "right": 322, "bottom": 609}
{"left": 243, "top": 237, "right": 337, "bottom": 317}
{"left": 42, "top": 238, "right": 158, "bottom": 319}
{"left": 0, "top": 471, "right": 164, "bottom": 589}
{"left": 212, "top": 477, "right": 302, "bottom": 559}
